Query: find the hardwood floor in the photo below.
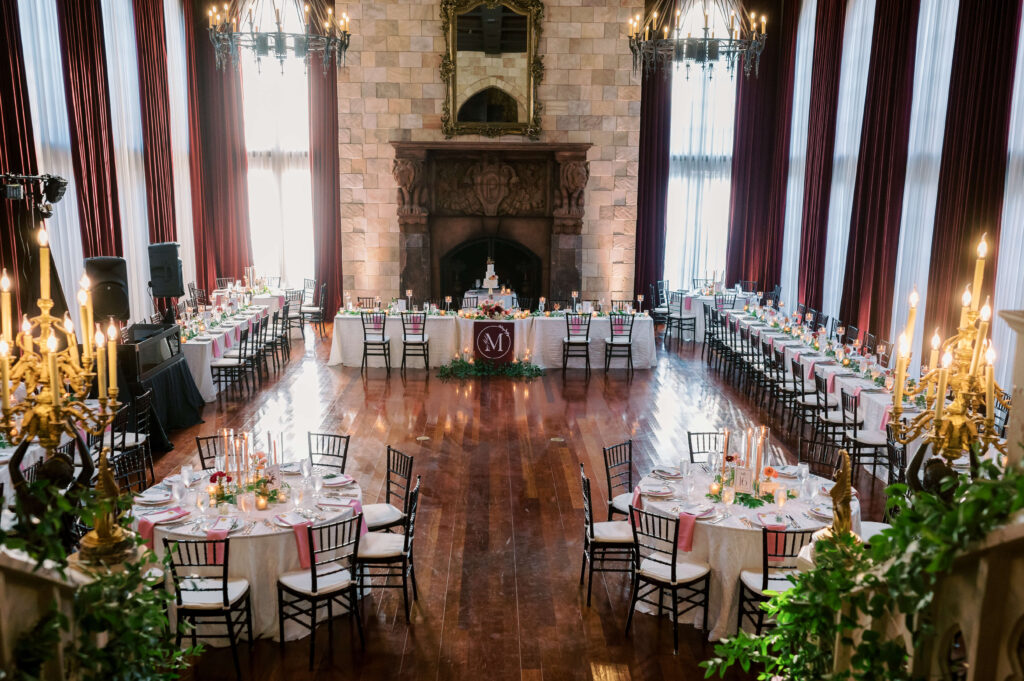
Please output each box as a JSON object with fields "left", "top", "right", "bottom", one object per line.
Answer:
{"left": 167, "top": 323, "right": 888, "bottom": 680}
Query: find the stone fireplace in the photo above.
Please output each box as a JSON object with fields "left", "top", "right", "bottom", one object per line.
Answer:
{"left": 391, "top": 141, "right": 591, "bottom": 303}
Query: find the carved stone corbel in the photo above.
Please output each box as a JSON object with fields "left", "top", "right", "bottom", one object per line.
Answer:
{"left": 393, "top": 157, "right": 428, "bottom": 233}
{"left": 553, "top": 153, "right": 589, "bottom": 234}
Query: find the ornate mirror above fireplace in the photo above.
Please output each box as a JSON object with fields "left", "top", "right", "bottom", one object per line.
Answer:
{"left": 441, "top": 0, "right": 544, "bottom": 139}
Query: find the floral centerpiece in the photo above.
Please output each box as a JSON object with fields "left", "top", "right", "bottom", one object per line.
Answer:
{"left": 479, "top": 300, "right": 506, "bottom": 318}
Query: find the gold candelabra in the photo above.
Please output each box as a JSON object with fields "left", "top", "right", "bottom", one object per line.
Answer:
{"left": 889, "top": 235, "right": 1010, "bottom": 496}
{"left": 1, "top": 225, "right": 130, "bottom": 563}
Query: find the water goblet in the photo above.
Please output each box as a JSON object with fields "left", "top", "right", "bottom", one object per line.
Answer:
{"left": 311, "top": 475, "right": 324, "bottom": 500}
{"left": 181, "top": 464, "right": 193, "bottom": 487}
{"left": 299, "top": 458, "right": 312, "bottom": 479}
{"left": 170, "top": 482, "right": 186, "bottom": 506}
{"left": 291, "top": 486, "right": 305, "bottom": 512}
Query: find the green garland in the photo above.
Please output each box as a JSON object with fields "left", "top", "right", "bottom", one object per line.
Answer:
{"left": 705, "top": 488, "right": 798, "bottom": 509}
{"left": 702, "top": 458, "right": 1024, "bottom": 681}
{"left": 436, "top": 358, "right": 545, "bottom": 381}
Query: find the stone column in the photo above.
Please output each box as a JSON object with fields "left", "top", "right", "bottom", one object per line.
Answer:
{"left": 392, "top": 152, "right": 430, "bottom": 301}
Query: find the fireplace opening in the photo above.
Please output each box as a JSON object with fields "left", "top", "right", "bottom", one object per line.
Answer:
{"left": 457, "top": 87, "right": 519, "bottom": 123}
{"left": 439, "top": 237, "right": 541, "bottom": 305}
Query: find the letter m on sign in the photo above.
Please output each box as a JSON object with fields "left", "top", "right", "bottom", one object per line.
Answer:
{"left": 473, "top": 321, "right": 515, "bottom": 364}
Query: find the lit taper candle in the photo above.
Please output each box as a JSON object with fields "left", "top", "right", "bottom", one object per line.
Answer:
{"left": 971, "top": 234, "right": 986, "bottom": 313}
{"left": 0, "top": 269, "right": 11, "bottom": 343}
{"left": 38, "top": 226, "right": 50, "bottom": 300}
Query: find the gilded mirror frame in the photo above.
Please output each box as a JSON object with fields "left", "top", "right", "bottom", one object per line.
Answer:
{"left": 440, "top": 0, "right": 544, "bottom": 139}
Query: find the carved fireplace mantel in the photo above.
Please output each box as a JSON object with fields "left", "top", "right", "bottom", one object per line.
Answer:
{"left": 390, "top": 141, "right": 591, "bottom": 301}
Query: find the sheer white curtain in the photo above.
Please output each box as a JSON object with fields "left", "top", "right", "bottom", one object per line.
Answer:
{"left": 163, "top": 0, "right": 198, "bottom": 292}
{"left": 18, "top": 0, "right": 86, "bottom": 333}
{"left": 820, "top": 0, "right": 875, "bottom": 320}
{"left": 992, "top": 11, "right": 1024, "bottom": 390}
{"left": 778, "top": 0, "right": 818, "bottom": 310}
{"left": 241, "top": 16, "right": 314, "bottom": 289}
{"left": 102, "top": 0, "right": 153, "bottom": 323}
{"left": 664, "top": 6, "right": 737, "bottom": 292}
{"left": 890, "top": 0, "right": 959, "bottom": 373}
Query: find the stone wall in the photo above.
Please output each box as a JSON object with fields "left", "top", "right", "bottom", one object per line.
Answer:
{"left": 336, "top": 0, "right": 642, "bottom": 303}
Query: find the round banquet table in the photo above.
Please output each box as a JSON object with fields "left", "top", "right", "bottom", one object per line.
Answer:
{"left": 135, "top": 468, "right": 363, "bottom": 645}
{"left": 635, "top": 467, "right": 861, "bottom": 641}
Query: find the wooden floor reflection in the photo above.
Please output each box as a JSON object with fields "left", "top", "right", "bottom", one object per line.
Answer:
{"left": 166, "top": 324, "right": 886, "bottom": 680}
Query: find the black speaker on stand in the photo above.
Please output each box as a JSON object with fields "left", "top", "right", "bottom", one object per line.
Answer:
{"left": 148, "top": 242, "right": 184, "bottom": 319}
{"left": 84, "top": 257, "right": 130, "bottom": 323}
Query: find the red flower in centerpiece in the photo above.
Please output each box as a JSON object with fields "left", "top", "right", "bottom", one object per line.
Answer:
{"left": 725, "top": 454, "right": 736, "bottom": 464}
{"left": 479, "top": 300, "right": 506, "bottom": 319}
{"left": 209, "top": 471, "right": 233, "bottom": 484}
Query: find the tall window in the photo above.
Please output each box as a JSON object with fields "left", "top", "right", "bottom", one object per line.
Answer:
{"left": 241, "top": 13, "right": 314, "bottom": 288}
{"left": 663, "top": 7, "right": 738, "bottom": 291}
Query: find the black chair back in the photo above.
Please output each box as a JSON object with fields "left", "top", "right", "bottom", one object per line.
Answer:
{"left": 306, "top": 515, "right": 361, "bottom": 594}
{"left": 308, "top": 432, "right": 351, "bottom": 473}
{"left": 163, "top": 537, "right": 232, "bottom": 607}
{"left": 687, "top": 431, "right": 724, "bottom": 464}
{"left": 401, "top": 477, "right": 422, "bottom": 555}
{"left": 629, "top": 506, "right": 680, "bottom": 580}
{"left": 608, "top": 312, "right": 635, "bottom": 343}
{"left": 385, "top": 446, "right": 415, "bottom": 512}
{"left": 357, "top": 296, "right": 377, "bottom": 309}
{"left": 195, "top": 435, "right": 222, "bottom": 471}
{"left": 565, "top": 313, "right": 592, "bottom": 341}
{"left": 757, "top": 528, "right": 815, "bottom": 590}
{"left": 603, "top": 440, "right": 632, "bottom": 501}
{"left": 361, "top": 311, "right": 387, "bottom": 341}
{"left": 401, "top": 311, "right": 427, "bottom": 341}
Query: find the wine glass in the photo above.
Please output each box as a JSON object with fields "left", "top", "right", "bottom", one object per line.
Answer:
{"left": 170, "top": 482, "right": 186, "bottom": 507}
{"left": 311, "top": 475, "right": 324, "bottom": 501}
{"left": 195, "top": 493, "right": 208, "bottom": 518}
{"left": 291, "top": 486, "right": 305, "bottom": 512}
{"left": 299, "top": 458, "right": 312, "bottom": 479}
{"left": 181, "top": 464, "right": 193, "bottom": 487}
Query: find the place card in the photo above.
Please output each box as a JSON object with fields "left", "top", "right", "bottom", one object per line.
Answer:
{"left": 734, "top": 467, "right": 754, "bottom": 495}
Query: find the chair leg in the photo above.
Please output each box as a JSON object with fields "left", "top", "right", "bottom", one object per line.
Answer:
{"left": 226, "top": 612, "right": 242, "bottom": 681}
{"left": 351, "top": 588, "right": 365, "bottom": 650}
{"left": 308, "top": 599, "right": 317, "bottom": 670}
{"left": 586, "top": 556, "right": 595, "bottom": 606}
{"left": 624, "top": 576, "right": 640, "bottom": 635}
{"left": 579, "top": 548, "right": 587, "bottom": 585}
{"left": 671, "top": 586, "right": 679, "bottom": 655}
{"left": 246, "top": 595, "right": 253, "bottom": 647}
{"left": 402, "top": 570, "right": 411, "bottom": 622}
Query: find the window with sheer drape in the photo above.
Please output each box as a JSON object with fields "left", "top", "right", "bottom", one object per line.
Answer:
{"left": 240, "top": 11, "right": 314, "bottom": 289}
{"left": 663, "top": 6, "right": 738, "bottom": 292}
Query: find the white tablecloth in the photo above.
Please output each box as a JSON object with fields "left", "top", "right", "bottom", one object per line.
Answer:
{"left": 328, "top": 314, "right": 459, "bottom": 368}
{"left": 638, "top": 469, "right": 861, "bottom": 640}
{"left": 137, "top": 469, "right": 363, "bottom": 644}
{"left": 527, "top": 315, "right": 658, "bottom": 369}
{"left": 462, "top": 289, "right": 516, "bottom": 309}
{"left": 328, "top": 314, "right": 658, "bottom": 370}
{"left": 180, "top": 307, "right": 268, "bottom": 402}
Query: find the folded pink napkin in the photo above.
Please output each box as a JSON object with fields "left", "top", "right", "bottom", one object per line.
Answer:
{"left": 880, "top": 403, "right": 893, "bottom": 430}
{"left": 827, "top": 373, "right": 836, "bottom": 393}
{"left": 291, "top": 521, "right": 316, "bottom": 569}
{"left": 758, "top": 515, "right": 788, "bottom": 564}
{"left": 570, "top": 323, "right": 582, "bottom": 335}
{"left": 612, "top": 320, "right": 625, "bottom": 334}
{"left": 137, "top": 506, "right": 188, "bottom": 548}
{"left": 205, "top": 517, "right": 232, "bottom": 563}
{"left": 684, "top": 297, "right": 692, "bottom": 311}
{"left": 210, "top": 337, "right": 222, "bottom": 358}
{"left": 806, "top": 362, "right": 816, "bottom": 381}
{"left": 276, "top": 295, "right": 285, "bottom": 307}
{"left": 629, "top": 485, "right": 644, "bottom": 525}
{"left": 677, "top": 512, "right": 697, "bottom": 552}
{"left": 853, "top": 385, "right": 864, "bottom": 399}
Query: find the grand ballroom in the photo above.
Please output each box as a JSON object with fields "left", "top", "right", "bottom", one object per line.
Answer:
{"left": 1, "top": 0, "right": 1023, "bottom": 679}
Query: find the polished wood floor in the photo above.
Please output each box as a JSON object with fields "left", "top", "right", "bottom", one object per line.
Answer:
{"left": 166, "top": 323, "right": 889, "bottom": 681}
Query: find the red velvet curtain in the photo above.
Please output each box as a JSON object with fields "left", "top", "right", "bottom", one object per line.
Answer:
{"left": 0, "top": 0, "right": 37, "bottom": 322}
{"left": 924, "top": 0, "right": 1023, "bottom": 336}
{"left": 725, "top": 0, "right": 798, "bottom": 293}
{"left": 309, "top": 30, "right": 342, "bottom": 316}
{"left": 837, "top": 0, "right": 920, "bottom": 338}
{"left": 56, "top": 0, "right": 123, "bottom": 259}
{"left": 133, "top": 0, "right": 177, "bottom": 245}
{"left": 184, "top": 0, "right": 252, "bottom": 292}
{"left": 795, "top": 0, "right": 847, "bottom": 310}
{"left": 632, "top": 68, "right": 673, "bottom": 298}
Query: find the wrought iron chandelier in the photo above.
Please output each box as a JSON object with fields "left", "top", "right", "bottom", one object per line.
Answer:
{"left": 207, "top": 0, "right": 351, "bottom": 72}
{"left": 628, "top": 0, "right": 767, "bottom": 78}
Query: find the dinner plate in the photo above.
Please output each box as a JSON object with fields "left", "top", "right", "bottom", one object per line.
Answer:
{"left": 322, "top": 473, "right": 355, "bottom": 487}
{"left": 201, "top": 516, "right": 241, "bottom": 533}
{"left": 278, "top": 462, "right": 303, "bottom": 475}
{"left": 775, "top": 465, "right": 800, "bottom": 479}
{"left": 651, "top": 467, "right": 683, "bottom": 480}
{"left": 135, "top": 489, "right": 172, "bottom": 505}
{"left": 163, "top": 474, "right": 202, "bottom": 487}
{"left": 755, "top": 512, "right": 787, "bottom": 527}
{"left": 273, "top": 511, "right": 310, "bottom": 527}
{"left": 149, "top": 508, "right": 191, "bottom": 525}
{"left": 808, "top": 505, "right": 833, "bottom": 520}
{"left": 679, "top": 502, "right": 714, "bottom": 518}
{"left": 640, "top": 484, "right": 673, "bottom": 497}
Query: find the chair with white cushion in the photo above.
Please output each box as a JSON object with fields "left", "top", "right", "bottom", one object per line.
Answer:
{"left": 164, "top": 537, "right": 252, "bottom": 681}
{"left": 604, "top": 312, "right": 635, "bottom": 373}
{"left": 276, "top": 514, "right": 363, "bottom": 669}
{"left": 562, "top": 312, "right": 593, "bottom": 376}
{"left": 360, "top": 311, "right": 391, "bottom": 375}
{"left": 111, "top": 389, "right": 154, "bottom": 480}
{"left": 840, "top": 389, "right": 887, "bottom": 479}
{"left": 302, "top": 282, "right": 328, "bottom": 339}
{"left": 625, "top": 506, "right": 711, "bottom": 654}
{"left": 579, "top": 465, "right": 633, "bottom": 606}
{"left": 363, "top": 446, "right": 413, "bottom": 532}
{"left": 400, "top": 311, "right": 429, "bottom": 372}
{"left": 666, "top": 290, "right": 697, "bottom": 348}
{"left": 211, "top": 327, "right": 252, "bottom": 394}
{"left": 602, "top": 440, "right": 633, "bottom": 521}
{"left": 737, "top": 527, "right": 815, "bottom": 635}
{"left": 284, "top": 289, "right": 305, "bottom": 339}
{"left": 356, "top": 476, "right": 421, "bottom": 622}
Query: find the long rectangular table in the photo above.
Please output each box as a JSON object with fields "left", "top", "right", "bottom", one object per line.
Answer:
{"left": 328, "top": 313, "right": 658, "bottom": 370}
{"left": 180, "top": 306, "right": 269, "bottom": 402}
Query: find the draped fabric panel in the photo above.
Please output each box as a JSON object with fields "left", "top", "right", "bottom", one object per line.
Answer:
{"left": 725, "top": 0, "right": 798, "bottom": 294}
{"left": 163, "top": 0, "right": 197, "bottom": 290}
{"left": 56, "top": 0, "right": 123, "bottom": 259}
{"left": 795, "top": 0, "right": 847, "bottom": 310}
{"left": 0, "top": 0, "right": 37, "bottom": 323}
{"left": 992, "top": 16, "right": 1024, "bottom": 389}
{"left": 837, "top": 0, "right": 920, "bottom": 339}
{"left": 309, "top": 47, "right": 343, "bottom": 316}
{"left": 133, "top": 0, "right": 177, "bottom": 245}
{"left": 19, "top": 0, "right": 83, "bottom": 329}
{"left": 924, "top": 0, "right": 1023, "bottom": 337}
{"left": 633, "top": 70, "right": 672, "bottom": 298}
{"left": 102, "top": 0, "right": 153, "bottom": 323}
{"left": 819, "top": 0, "right": 876, "bottom": 320}
{"left": 184, "top": 0, "right": 252, "bottom": 293}
{"left": 778, "top": 0, "right": 819, "bottom": 310}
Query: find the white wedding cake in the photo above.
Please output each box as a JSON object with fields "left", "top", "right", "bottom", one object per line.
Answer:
{"left": 483, "top": 259, "right": 498, "bottom": 290}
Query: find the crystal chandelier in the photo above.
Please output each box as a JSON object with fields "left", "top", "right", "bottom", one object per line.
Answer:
{"left": 627, "top": 0, "right": 767, "bottom": 78}
{"left": 207, "top": 0, "right": 352, "bottom": 72}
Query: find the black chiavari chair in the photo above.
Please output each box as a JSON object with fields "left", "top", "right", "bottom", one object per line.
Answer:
{"left": 363, "top": 446, "right": 414, "bottom": 532}
{"left": 737, "top": 528, "right": 814, "bottom": 635}
{"left": 602, "top": 440, "right": 632, "bottom": 521}
{"left": 356, "top": 477, "right": 422, "bottom": 622}
{"left": 604, "top": 312, "right": 635, "bottom": 373}
{"left": 400, "top": 311, "right": 429, "bottom": 372}
{"left": 359, "top": 311, "right": 391, "bottom": 375}
{"left": 307, "top": 432, "right": 351, "bottom": 473}
{"left": 579, "top": 465, "right": 633, "bottom": 606}
{"left": 687, "top": 431, "right": 723, "bottom": 464}
{"left": 562, "top": 312, "right": 593, "bottom": 375}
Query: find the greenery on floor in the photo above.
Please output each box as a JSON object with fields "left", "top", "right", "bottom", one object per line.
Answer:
{"left": 436, "top": 358, "right": 546, "bottom": 381}
{"left": 701, "top": 457, "right": 1024, "bottom": 680}
{"left": 1, "top": 482, "right": 197, "bottom": 681}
